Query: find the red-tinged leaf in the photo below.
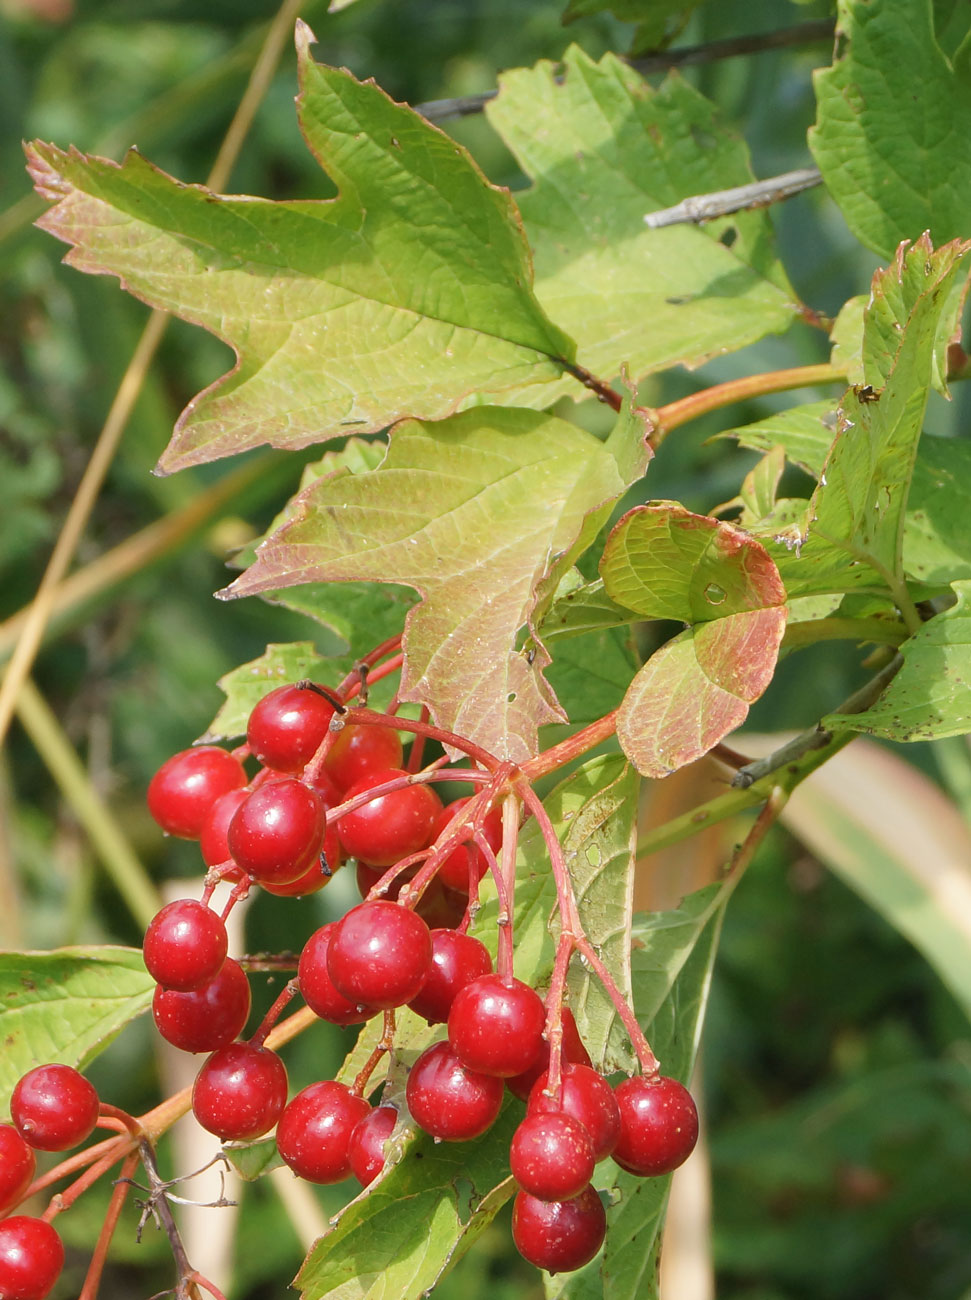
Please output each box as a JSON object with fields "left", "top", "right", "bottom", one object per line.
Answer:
{"left": 26, "top": 24, "right": 574, "bottom": 473}
{"left": 222, "top": 405, "right": 642, "bottom": 762}
{"left": 616, "top": 609, "right": 786, "bottom": 779}
{"left": 601, "top": 504, "right": 786, "bottom": 777}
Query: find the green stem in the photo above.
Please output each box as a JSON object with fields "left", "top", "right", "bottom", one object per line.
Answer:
{"left": 651, "top": 362, "right": 848, "bottom": 447}
{"left": 14, "top": 678, "right": 161, "bottom": 929}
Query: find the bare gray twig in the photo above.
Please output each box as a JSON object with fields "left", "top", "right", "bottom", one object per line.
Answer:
{"left": 415, "top": 20, "right": 834, "bottom": 123}
{"left": 643, "top": 167, "right": 823, "bottom": 229}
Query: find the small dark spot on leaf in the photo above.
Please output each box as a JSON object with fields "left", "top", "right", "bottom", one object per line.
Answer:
{"left": 719, "top": 226, "right": 738, "bottom": 248}
{"left": 390, "top": 137, "right": 401, "bottom": 149}
{"left": 507, "top": 692, "right": 517, "bottom": 703}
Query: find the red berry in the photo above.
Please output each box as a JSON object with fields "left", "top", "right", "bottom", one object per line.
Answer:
{"left": 143, "top": 899, "right": 228, "bottom": 991}
{"left": 323, "top": 724, "right": 403, "bottom": 792}
{"left": 11, "top": 1065, "right": 99, "bottom": 1153}
{"left": 246, "top": 684, "right": 334, "bottom": 772}
{"left": 408, "top": 930, "right": 492, "bottom": 1024}
{"left": 0, "top": 1127, "right": 35, "bottom": 1217}
{"left": 510, "top": 1111, "right": 595, "bottom": 1201}
{"left": 152, "top": 958, "right": 251, "bottom": 1053}
{"left": 434, "top": 798, "right": 503, "bottom": 894}
{"left": 276, "top": 1081, "right": 369, "bottom": 1184}
{"left": 261, "top": 783, "right": 342, "bottom": 897}
{"left": 335, "top": 769, "right": 442, "bottom": 867}
{"left": 297, "top": 926, "right": 376, "bottom": 1027}
{"left": 405, "top": 1041, "right": 503, "bottom": 1141}
{"left": 0, "top": 1216, "right": 64, "bottom": 1300}
{"left": 355, "top": 859, "right": 417, "bottom": 901}
{"left": 612, "top": 1075, "right": 698, "bottom": 1176}
{"left": 528, "top": 1064, "right": 620, "bottom": 1163}
{"left": 447, "top": 974, "right": 545, "bottom": 1078}
{"left": 348, "top": 1105, "right": 398, "bottom": 1187}
{"left": 507, "top": 1007, "right": 591, "bottom": 1102}
{"left": 147, "top": 747, "right": 246, "bottom": 839}
{"left": 228, "top": 778, "right": 325, "bottom": 886}
{"left": 192, "top": 1043, "right": 288, "bottom": 1142}
{"left": 327, "top": 900, "right": 432, "bottom": 1011}
{"left": 512, "top": 1185, "right": 606, "bottom": 1273}
{"left": 199, "top": 787, "right": 249, "bottom": 872}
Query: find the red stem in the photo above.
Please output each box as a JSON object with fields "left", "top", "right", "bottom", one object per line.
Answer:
{"left": 24, "top": 1133, "right": 129, "bottom": 1203}
{"left": 406, "top": 705, "right": 430, "bottom": 773}
{"left": 343, "top": 707, "right": 503, "bottom": 772}
{"left": 352, "top": 1010, "right": 396, "bottom": 1097}
{"left": 42, "top": 1144, "right": 130, "bottom": 1222}
{"left": 495, "top": 794, "right": 520, "bottom": 983}
{"left": 249, "top": 979, "right": 299, "bottom": 1048}
{"left": 78, "top": 1151, "right": 140, "bottom": 1300}
{"left": 521, "top": 710, "right": 618, "bottom": 781}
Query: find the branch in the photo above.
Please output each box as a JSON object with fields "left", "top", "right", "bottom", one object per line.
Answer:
{"left": 643, "top": 167, "right": 822, "bottom": 229}
{"left": 415, "top": 20, "right": 834, "bottom": 122}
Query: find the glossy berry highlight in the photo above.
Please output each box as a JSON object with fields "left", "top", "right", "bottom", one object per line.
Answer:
{"left": 192, "top": 1043, "right": 288, "bottom": 1141}
{"left": 152, "top": 957, "right": 251, "bottom": 1053}
{"left": 448, "top": 974, "right": 546, "bottom": 1078}
{"left": 143, "top": 899, "right": 228, "bottom": 991}
{"left": 0, "top": 1216, "right": 64, "bottom": 1300}
{"left": 0, "top": 1126, "right": 35, "bottom": 1217}
{"left": 327, "top": 900, "right": 432, "bottom": 1011}
{"left": 147, "top": 746, "right": 246, "bottom": 840}
{"left": 276, "top": 1081, "right": 370, "bottom": 1184}
{"left": 612, "top": 1075, "right": 699, "bottom": 1177}
{"left": 405, "top": 1041, "right": 503, "bottom": 1142}
{"left": 246, "top": 683, "right": 334, "bottom": 772}
{"left": 11, "top": 1064, "right": 99, "bottom": 1153}
{"left": 511, "top": 1185, "right": 606, "bottom": 1273}
{"left": 335, "top": 768, "right": 442, "bottom": 867}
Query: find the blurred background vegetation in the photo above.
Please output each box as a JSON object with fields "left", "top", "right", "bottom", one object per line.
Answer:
{"left": 2, "top": 0, "right": 970, "bottom": 1296}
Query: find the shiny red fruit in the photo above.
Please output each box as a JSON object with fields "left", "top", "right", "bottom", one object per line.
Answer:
{"left": 612, "top": 1075, "right": 699, "bottom": 1176}
{"left": 147, "top": 747, "right": 246, "bottom": 840}
{"left": 528, "top": 1064, "right": 620, "bottom": 1163}
{"left": 228, "top": 778, "right": 325, "bottom": 886}
{"left": 0, "top": 1216, "right": 64, "bottom": 1300}
{"left": 0, "top": 1126, "right": 35, "bottom": 1217}
{"left": 433, "top": 798, "right": 504, "bottom": 894}
{"left": 447, "top": 974, "right": 545, "bottom": 1078}
{"left": 507, "top": 1007, "right": 591, "bottom": 1102}
{"left": 11, "top": 1064, "right": 99, "bottom": 1153}
{"left": 335, "top": 769, "right": 442, "bottom": 868}
{"left": 246, "top": 684, "right": 334, "bottom": 773}
{"left": 348, "top": 1105, "right": 398, "bottom": 1187}
{"left": 143, "top": 899, "right": 228, "bottom": 991}
{"left": 192, "top": 1043, "right": 288, "bottom": 1141}
{"left": 199, "top": 787, "right": 249, "bottom": 873}
{"left": 276, "top": 1081, "right": 369, "bottom": 1184}
{"left": 408, "top": 930, "right": 492, "bottom": 1024}
{"left": 512, "top": 1185, "right": 606, "bottom": 1273}
{"left": 510, "top": 1111, "right": 595, "bottom": 1201}
{"left": 297, "top": 926, "right": 376, "bottom": 1027}
{"left": 327, "top": 900, "right": 432, "bottom": 1011}
{"left": 405, "top": 1041, "right": 503, "bottom": 1141}
{"left": 152, "top": 958, "right": 251, "bottom": 1053}
{"left": 323, "top": 723, "right": 403, "bottom": 792}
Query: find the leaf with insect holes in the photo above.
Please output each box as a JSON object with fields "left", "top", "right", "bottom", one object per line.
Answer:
{"left": 223, "top": 403, "right": 646, "bottom": 762}
{"left": 0, "top": 948, "right": 154, "bottom": 1111}
{"left": 484, "top": 46, "right": 797, "bottom": 408}
{"left": 599, "top": 502, "right": 786, "bottom": 777}
{"left": 811, "top": 0, "right": 971, "bottom": 259}
{"left": 26, "top": 24, "right": 574, "bottom": 474}
{"left": 766, "top": 236, "right": 971, "bottom": 600}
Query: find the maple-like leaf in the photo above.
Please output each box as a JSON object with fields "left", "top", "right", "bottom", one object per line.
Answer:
{"left": 26, "top": 23, "right": 575, "bottom": 473}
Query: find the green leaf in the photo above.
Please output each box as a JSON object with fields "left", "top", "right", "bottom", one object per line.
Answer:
{"left": 204, "top": 642, "right": 337, "bottom": 741}
{"left": 28, "top": 25, "right": 574, "bottom": 474}
{"left": 550, "top": 886, "right": 726, "bottom": 1299}
{"left": 548, "top": 756, "right": 639, "bottom": 1073}
{"left": 905, "top": 435, "right": 971, "bottom": 584}
{"left": 224, "top": 406, "right": 636, "bottom": 762}
{"left": 826, "top": 579, "right": 971, "bottom": 739}
{"left": 562, "top": 0, "right": 709, "bottom": 53}
{"left": 544, "top": 625, "right": 639, "bottom": 728}
{"left": 601, "top": 503, "right": 786, "bottom": 777}
{"left": 539, "top": 579, "right": 637, "bottom": 644}
{"left": 296, "top": 1099, "right": 520, "bottom": 1300}
{"left": 774, "top": 737, "right": 971, "bottom": 1021}
{"left": 810, "top": 0, "right": 971, "bottom": 259}
{"left": 0, "top": 947, "right": 154, "bottom": 1110}
{"left": 769, "top": 235, "right": 971, "bottom": 599}
{"left": 224, "top": 1137, "right": 284, "bottom": 1182}
{"left": 719, "top": 400, "right": 837, "bottom": 478}
{"left": 484, "top": 47, "right": 796, "bottom": 408}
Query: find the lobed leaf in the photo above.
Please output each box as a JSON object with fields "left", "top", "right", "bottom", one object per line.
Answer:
{"left": 485, "top": 47, "right": 797, "bottom": 407}
{"left": 224, "top": 405, "right": 642, "bottom": 762}
{"left": 601, "top": 504, "right": 786, "bottom": 777}
{"left": 810, "top": 0, "right": 971, "bottom": 259}
{"left": 0, "top": 947, "right": 154, "bottom": 1111}
{"left": 27, "top": 25, "right": 574, "bottom": 473}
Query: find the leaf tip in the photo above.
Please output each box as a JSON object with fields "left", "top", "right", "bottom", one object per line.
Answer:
{"left": 294, "top": 17, "right": 318, "bottom": 61}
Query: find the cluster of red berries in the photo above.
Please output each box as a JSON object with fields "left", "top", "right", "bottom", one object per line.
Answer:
{"left": 0, "top": 1063, "right": 101, "bottom": 1298}
{"left": 0, "top": 679, "right": 701, "bottom": 1287}
{"left": 139, "top": 681, "right": 701, "bottom": 1273}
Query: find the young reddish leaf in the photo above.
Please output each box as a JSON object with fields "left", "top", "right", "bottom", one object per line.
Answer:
{"left": 484, "top": 47, "right": 797, "bottom": 408}
{"left": 26, "top": 24, "right": 574, "bottom": 474}
{"left": 223, "top": 406, "right": 640, "bottom": 762}
{"left": 601, "top": 504, "right": 786, "bottom": 778}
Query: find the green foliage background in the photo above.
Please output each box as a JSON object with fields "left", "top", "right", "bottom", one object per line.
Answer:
{"left": 2, "top": 0, "right": 970, "bottom": 1297}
